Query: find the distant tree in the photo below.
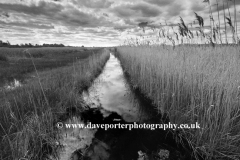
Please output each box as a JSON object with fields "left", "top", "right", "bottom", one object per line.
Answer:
{"left": 0, "top": 40, "right": 65, "bottom": 48}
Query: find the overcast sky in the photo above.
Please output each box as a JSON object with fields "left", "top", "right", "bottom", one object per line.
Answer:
{"left": 0, "top": 0, "right": 239, "bottom": 46}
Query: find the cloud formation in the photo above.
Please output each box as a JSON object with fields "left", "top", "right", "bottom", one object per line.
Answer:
{"left": 112, "top": 2, "right": 161, "bottom": 18}
{"left": 0, "top": 20, "right": 55, "bottom": 29}
{"left": 0, "top": 0, "right": 239, "bottom": 46}
{"left": 71, "top": 0, "right": 113, "bottom": 8}
{"left": 0, "top": 1, "right": 63, "bottom": 16}
{"left": 144, "top": 0, "right": 175, "bottom": 7}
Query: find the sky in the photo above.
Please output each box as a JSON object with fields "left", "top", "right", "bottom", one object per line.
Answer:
{"left": 0, "top": 0, "right": 239, "bottom": 47}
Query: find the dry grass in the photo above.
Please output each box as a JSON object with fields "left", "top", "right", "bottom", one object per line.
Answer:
{"left": 0, "top": 48, "right": 110, "bottom": 160}
{"left": 117, "top": 45, "right": 240, "bottom": 160}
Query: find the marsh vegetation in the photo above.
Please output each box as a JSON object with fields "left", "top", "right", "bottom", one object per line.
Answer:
{"left": 0, "top": 48, "right": 110, "bottom": 160}
{"left": 0, "top": 47, "right": 101, "bottom": 87}
{"left": 116, "top": 45, "right": 240, "bottom": 160}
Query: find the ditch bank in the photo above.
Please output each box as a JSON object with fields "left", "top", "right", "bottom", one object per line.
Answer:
{"left": 0, "top": 49, "right": 110, "bottom": 160}
{"left": 57, "top": 52, "right": 199, "bottom": 160}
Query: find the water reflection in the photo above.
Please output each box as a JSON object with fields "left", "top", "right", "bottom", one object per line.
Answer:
{"left": 83, "top": 53, "right": 152, "bottom": 122}
{"left": 59, "top": 117, "right": 98, "bottom": 160}
{"left": 59, "top": 53, "right": 191, "bottom": 160}
{"left": 3, "top": 79, "right": 22, "bottom": 90}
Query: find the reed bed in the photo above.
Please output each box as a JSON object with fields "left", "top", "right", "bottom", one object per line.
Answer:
{"left": 117, "top": 45, "right": 240, "bottom": 160}
{"left": 0, "top": 49, "right": 110, "bottom": 160}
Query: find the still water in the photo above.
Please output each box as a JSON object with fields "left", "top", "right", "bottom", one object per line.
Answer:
{"left": 82, "top": 53, "right": 154, "bottom": 122}
{"left": 58, "top": 53, "right": 191, "bottom": 160}
{"left": 0, "top": 79, "right": 22, "bottom": 91}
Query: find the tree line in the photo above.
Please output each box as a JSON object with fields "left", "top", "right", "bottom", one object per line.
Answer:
{"left": 0, "top": 40, "right": 65, "bottom": 48}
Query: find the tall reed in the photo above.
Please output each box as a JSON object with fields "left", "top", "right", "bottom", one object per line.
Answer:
{"left": 0, "top": 49, "right": 110, "bottom": 160}
{"left": 129, "top": 0, "right": 239, "bottom": 46}
{"left": 117, "top": 45, "right": 240, "bottom": 160}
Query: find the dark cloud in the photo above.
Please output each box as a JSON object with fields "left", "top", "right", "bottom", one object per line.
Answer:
{"left": 209, "top": 3, "right": 229, "bottom": 14}
{"left": 0, "top": 12, "right": 10, "bottom": 18}
{"left": 112, "top": 3, "right": 161, "bottom": 18}
{"left": 166, "top": 3, "right": 184, "bottom": 17}
{"left": 71, "top": 0, "right": 113, "bottom": 8}
{"left": 7, "top": 27, "right": 32, "bottom": 32}
{"left": 0, "top": 0, "right": 237, "bottom": 46}
{"left": 144, "top": 0, "right": 175, "bottom": 6}
{"left": 191, "top": 2, "right": 206, "bottom": 12}
{"left": 103, "top": 13, "right": 109, "bottom": 17}
{"left": 0, "top": 1, "right": 112, "bottom": 28}
{"left": 131, "top": 3, "right": 161, "bottom": 17}
{"left": 0, "top": 20, "right": 54, "bottom": 29}
{"left": 134, "top": 17, "right": 154, "bottom": 23}
{"left": 202, "top": 0, "right": 240, "bottom": 14}
{"left": 0, "top": 1, "right": 63, "bottom": 16}
{"left": 83, "top": 28, "right": 118, "bottom": 37}
{"left": 7, "top": 33, "right": 34, "bottom": 37}
{"left": 55, "top": 8, "right": 109, "bottom": 27}
{"left": 123, "top": 19, "right": 135, "bottom": 26}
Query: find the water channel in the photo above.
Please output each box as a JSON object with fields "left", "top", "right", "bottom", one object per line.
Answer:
{"left": 58, "top": 53, "right": 193, "bottom": 160}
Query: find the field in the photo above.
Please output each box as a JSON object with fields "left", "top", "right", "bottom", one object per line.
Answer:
{"left": 1, "top": 45, "right": 240, "bottom": 160}
{"left": 116, "top": 45, "right": 240, "bottom": 160}
{"left": 0, "top": 47, "right": 110, "bottom": 160}
{"left": 0, "top": 47, "right": 101, "bottom": 87}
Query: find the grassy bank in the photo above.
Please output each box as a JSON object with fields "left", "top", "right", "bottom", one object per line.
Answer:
{"left": 0, "top": 47, "right": 101, "bottom": 86}
{"left": 116, "top": 45, "right": 240, "bottom": 160}
{"left": 0, "top": 48, "right": 110, "bottom": 160}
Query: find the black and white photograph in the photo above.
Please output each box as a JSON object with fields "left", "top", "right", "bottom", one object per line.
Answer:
{"left": 0, "top": 0, "right": 240, "bottom": 159}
